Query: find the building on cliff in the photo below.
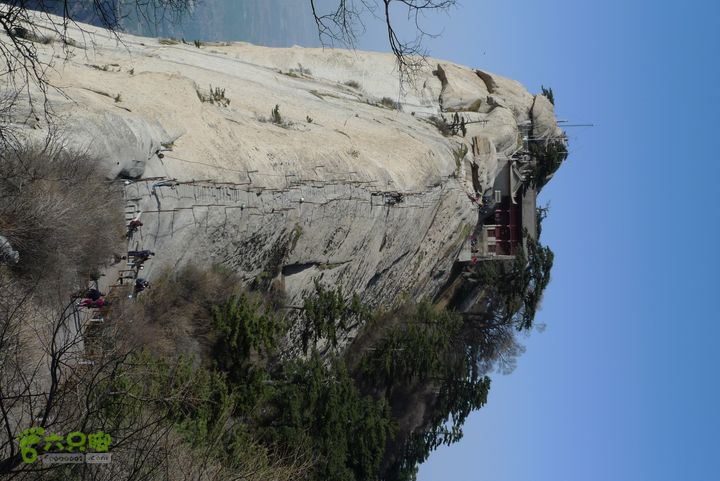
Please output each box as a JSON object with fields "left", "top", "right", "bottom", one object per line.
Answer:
{"left": 460, "top": 127, "right": 545, "bottom": 263}
{"left": 0, "top": 10, "right": 567, "bottom": 311}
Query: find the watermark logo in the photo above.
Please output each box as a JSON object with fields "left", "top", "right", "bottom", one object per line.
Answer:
{"left": 86, "top": 453, "right": 112, "bottom": 464}
{"left": 17, "top": 428, "right": 112, "bottom": 464}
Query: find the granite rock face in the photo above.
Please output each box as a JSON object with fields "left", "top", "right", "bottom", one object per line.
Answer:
{"left": 0, "top": 235, "right": 19, "bottom": 264}
{"left": 1, "top": 18, "right": 561, "bottom": 323}
{"left": 531, "top": 94, "right": 564, "bottom": 140}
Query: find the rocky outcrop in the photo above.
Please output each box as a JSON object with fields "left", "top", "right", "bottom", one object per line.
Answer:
{"left": 435, "top": 64, "right": 491, "bottom": 112}
{"left": 0, "top": 16, "right": 561, "bottom": 323}
{"left": 478, "top": 70, "right": 535, "bottom": 123}
{"left": 531, "top": 94, "right": 564, "bottom": 141}
{"left": 469, "top": 136, "right": 500, "bottom": 194}
{"left": 60, "top": 110, "right": 175, "bottom": 179}
{"left": 0, "top": 235, "right": 19, "bottom": 264}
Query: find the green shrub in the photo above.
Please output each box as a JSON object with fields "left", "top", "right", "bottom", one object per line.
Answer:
{"left": 380, "top": 97, "right": 399, "bottom": 110}
{"left": 453, "top": 144, "right": 468, "bottom": 173}
{"left": 528, "top": 139, "right": 568, "bottom": 189}
{"left": 196, "top": 85, "right": 230, "bottom": 107}
{"left": 213, "top": 293, "right": 283, "bottom": 381}
{"left": 300, "top": 279, "right": 369, "bottom": 353}
{"left": 11, "top": 26, "right": 52, "bottom": 44}
{"left": 271, "top": 104, "right": 282, "bottom": 124}
{"left": 541, "top": 85, "right": 555, "bottom": 105}
{"left": 259, "top": 352, "right": 394, "bottom": 481}
{"left": 429, "top": 113, "right": 466, "bottom": 137}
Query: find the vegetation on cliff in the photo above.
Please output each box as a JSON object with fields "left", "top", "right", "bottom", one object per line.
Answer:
{"left": 0, "top": 74, "right": 558, "bottom": 481}
{"left": 529, "top": 139, "right": 569, "bottom": 189}
{"left": 1, "top": 235, "right": 554, "bottom": 481}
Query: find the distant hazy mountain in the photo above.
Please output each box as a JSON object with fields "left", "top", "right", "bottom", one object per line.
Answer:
{"left": 21, "top": 0, "right": 121, "bottom": 27}
{"left": 126, "top": 0, "right": 321, "bottom": 47}
{"left": 22, "top": 0, "right": 321, "bottom": 47}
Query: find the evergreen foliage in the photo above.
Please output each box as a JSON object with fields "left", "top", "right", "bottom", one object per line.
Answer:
{"left": 38, "top": 249, "right": 554, "bottom": 481}
{"left": 527, "top": 86, "right": 566, "bottom": 189}
{"left": 301, "top": 279, "right": 369, "bottom": 353}
{"left": 395, "top": 375, "right": 490, "bottom": 480}
{"left": 271, "top": 104, "right": 283, "bottom": 124}
{"left": 213, "top": 293, "right": 282, "bottom": 382}
{"left": 541, "top": 85, "right": 555, "bottom": 105}
{"left": 429, "top": 113, "right": 467, "bottom": 137}
{"left": 469, "top": 231, "right": 554, "bottom": 332}
{"left": 528, "top": 138, "right": 568, "bottom": 189}
{"left": 536, "top": 204, "right": 550, "bottom": 238}
{"left": 360, "top": 303, "right": 460, "bottom": 386}
{"left": 259, "top": 352, "right": 394, "bottom": 481}
{"left": 357, "top": 302, "right": 492, "bottom": 480}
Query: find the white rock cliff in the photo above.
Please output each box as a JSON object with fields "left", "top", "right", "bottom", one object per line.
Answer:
{"left": 2, "top": 19, "right": 562, "bottom": 318}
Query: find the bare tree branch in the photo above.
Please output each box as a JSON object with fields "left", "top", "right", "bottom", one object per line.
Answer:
{"left": 0, "top": 1, "right": 194, "bottom": 149}
{"left": 310, "top": 0, "right": 456, "bottom": 87}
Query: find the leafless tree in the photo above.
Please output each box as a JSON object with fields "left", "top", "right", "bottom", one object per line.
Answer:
{"left": 0, "top": 280, "right": 317, "bottom": 480}
{"left": 0, "top": 145, "right": 125, "bottom": 286}
{"left": 0, "top": 270, "right": 104, "bottom": 476}
{"left": 0, "top": 142, "right": 176, "bottom": 478}
{"left": 0, "top": 276, "right": 209, "bottom": 480}
{"left": 0, "top": 1, "right": 194, "bottom": 146}
{"left": 0, "top": 0, "right": 457, "bottom": 141}
{"left": 310, "top": 0, "right": 457, "bottom": 85}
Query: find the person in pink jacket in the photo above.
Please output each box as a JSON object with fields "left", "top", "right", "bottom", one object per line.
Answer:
{"left": 79, "top": 297, "right": 109, "bottom": 309}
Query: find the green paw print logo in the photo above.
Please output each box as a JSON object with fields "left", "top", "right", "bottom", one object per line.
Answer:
{"left": 17, "top": 428, "right": 111, "bottom": 463}
{"left": 17, "top": 427, "right": 45, "bottom": 464}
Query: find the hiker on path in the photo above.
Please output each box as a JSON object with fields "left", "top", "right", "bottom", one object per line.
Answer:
{"left": 85, "top": 288, "right": 105, "bottom": 301}
{"left": 79, "top": 297, "right": 109, "bottom": 308}
{"left": 134, "top": 278, "right": 150, "bottom": 294}
{"left": 127, "top": 219, "right": 143, "bottom": 236}
{"left": 72, "top": 288, "right": 105, "bottom": 300}
{"left": 111, "top": 253, "right": 127, "bottom": 265}
{"left": 128, "top": 250, "right": 155, "bottom": 262}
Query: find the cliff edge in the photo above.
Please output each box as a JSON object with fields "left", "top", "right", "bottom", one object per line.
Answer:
{"left": 3, "top": 16, "right": 563, "bottom": 335}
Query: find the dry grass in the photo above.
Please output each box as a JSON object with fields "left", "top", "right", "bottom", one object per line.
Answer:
{"left": 379, "top": 96, "right": 399, "bottom": 110}
{"left": 196, "top": 85, "right": 230, "bottom": 107}
{"left": 0, "top": 145, "right": 124, "bottom": 289}
{"left": 116, "top": 265, "right": 241, "bottom": 362}
{"left": 11, "top": 26, "right": 53, "bottom": 44}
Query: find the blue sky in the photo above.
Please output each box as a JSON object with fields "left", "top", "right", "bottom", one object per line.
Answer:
{"left": 352, "top": 1, "right": 720, "bottom": 480}
{"left": 146, "top": 1, "right": 719, "bottom": 479}
{"left": 235, "top": 0, "right": 719, "bottom": 479}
